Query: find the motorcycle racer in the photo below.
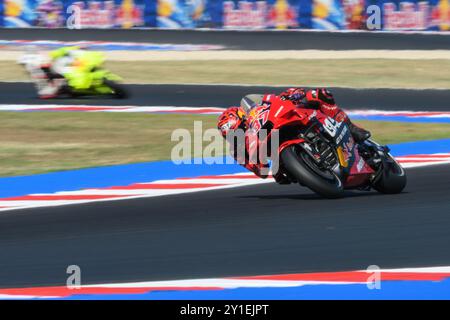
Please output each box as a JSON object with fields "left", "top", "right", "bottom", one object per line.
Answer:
{"left": 217, "top": 87, "right": 372, "bottom": 182}
{"left": 38, "top": 46, "right": 105, "bottom": 98}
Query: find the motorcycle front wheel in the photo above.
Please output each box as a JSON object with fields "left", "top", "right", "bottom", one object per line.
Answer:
{"left": 103, "top": 79, "right": 129, "bottom": 99}
{"left": 280, "top": 145, "right": 344, "bottom": 199}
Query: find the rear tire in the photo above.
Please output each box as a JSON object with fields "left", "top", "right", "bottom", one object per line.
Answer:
{"left": 104, "top": 79, "right": 129, "bottom": 99}
{"left": 372, "top": 155, "right": 407, "bottom": 194}
{"left": 281, "top": 145, "right": 344, "bottom": 198}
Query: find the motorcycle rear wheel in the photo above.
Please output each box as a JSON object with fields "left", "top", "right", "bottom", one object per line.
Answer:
{"left": 372, "top": 155, "right": 407, "bottom": 194}
{"left": 281, "top": 145, "right": 344, "bottom": 198}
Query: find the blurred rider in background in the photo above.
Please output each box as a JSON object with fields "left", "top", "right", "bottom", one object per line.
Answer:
{"left": 217, "top": 87, "right": 371, "bottom": 183}
{"left": 39, "top": 46, "right": 104, "bottom": 98}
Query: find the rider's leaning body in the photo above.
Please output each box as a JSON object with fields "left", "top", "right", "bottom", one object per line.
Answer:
{"left": 39, "top": 46, "right": 104, "bottom": 98}
{"left": 217, "top": 88, "right": 371, "bottom": 183}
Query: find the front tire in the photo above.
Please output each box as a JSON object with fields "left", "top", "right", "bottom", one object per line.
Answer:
{"left": 104, "top": 79, "right": 129, "bottom": 99}
{"left": 281, "top": 145, "right": 344, "bottom": 198}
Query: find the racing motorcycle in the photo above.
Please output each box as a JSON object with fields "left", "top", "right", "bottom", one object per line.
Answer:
{"left": 241, "top": 96, "right": 407, "bottom": 198}
{"left": 18, "top": 50, "right": 128, "bottom": 99}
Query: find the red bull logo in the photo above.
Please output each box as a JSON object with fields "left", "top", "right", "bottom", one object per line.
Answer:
{"left": 223, "top": 1, "right": 267, "bottom": 29}
{"left": 383, "top": 1, "right": 429, "bottom": 30}
{"left": 223, "top": 0, "right": 298, "bottom": 29}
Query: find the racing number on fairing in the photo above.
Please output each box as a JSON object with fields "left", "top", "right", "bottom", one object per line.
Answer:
{"left": 323, "top": 117, "right": 340, "bottom": 137}
{"left": 250, "top": 108, "right": 270, "bottom": 132}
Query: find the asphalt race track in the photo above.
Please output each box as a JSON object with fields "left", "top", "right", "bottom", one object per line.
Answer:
{"left": 0, "top": 165, "right": 449, "bottom": 288}
{"left": 2, "top": 28, "right": 450, "bottom": 50}
{"left": 3, "top": 82, "right": 450, "bottom": 111}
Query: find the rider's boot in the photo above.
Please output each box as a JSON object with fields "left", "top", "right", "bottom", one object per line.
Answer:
{"left": 38, "top": 83, "right": 59, "bottom": 99}
{"left": 348, "top": 121, "right": 371, "bottom": 143}
{"left": 38, "top": 78, "right": 66, "bottom": 99}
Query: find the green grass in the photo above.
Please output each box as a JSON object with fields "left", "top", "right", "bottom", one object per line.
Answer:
{"left": 105, "top": 59, "right": 450, "bottom": 89}
{"left": 4, "top": 59, "right": 450, "bottom": 88}
{"left": 1, "top": 111, "right": 449, "bottom": 177}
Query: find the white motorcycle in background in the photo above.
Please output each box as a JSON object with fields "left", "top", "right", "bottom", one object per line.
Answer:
{"left": 17, "top": 47, "right": 128, "bottom": 99}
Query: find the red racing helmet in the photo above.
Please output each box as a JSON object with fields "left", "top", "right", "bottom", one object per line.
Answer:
{"left": 217, "top": 107, "right": 246, "bottom": 137}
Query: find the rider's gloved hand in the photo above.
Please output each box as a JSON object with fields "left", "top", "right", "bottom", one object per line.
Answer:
{"left": 280, "top": 88, "right": 306, "bottom": 105}
{"left": 290, "top": 92, "right": 305, "bottom": 103}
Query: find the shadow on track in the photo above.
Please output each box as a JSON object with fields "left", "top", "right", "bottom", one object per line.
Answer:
{"left": 238, "top": 190, "right": 403, "bottom": 201}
